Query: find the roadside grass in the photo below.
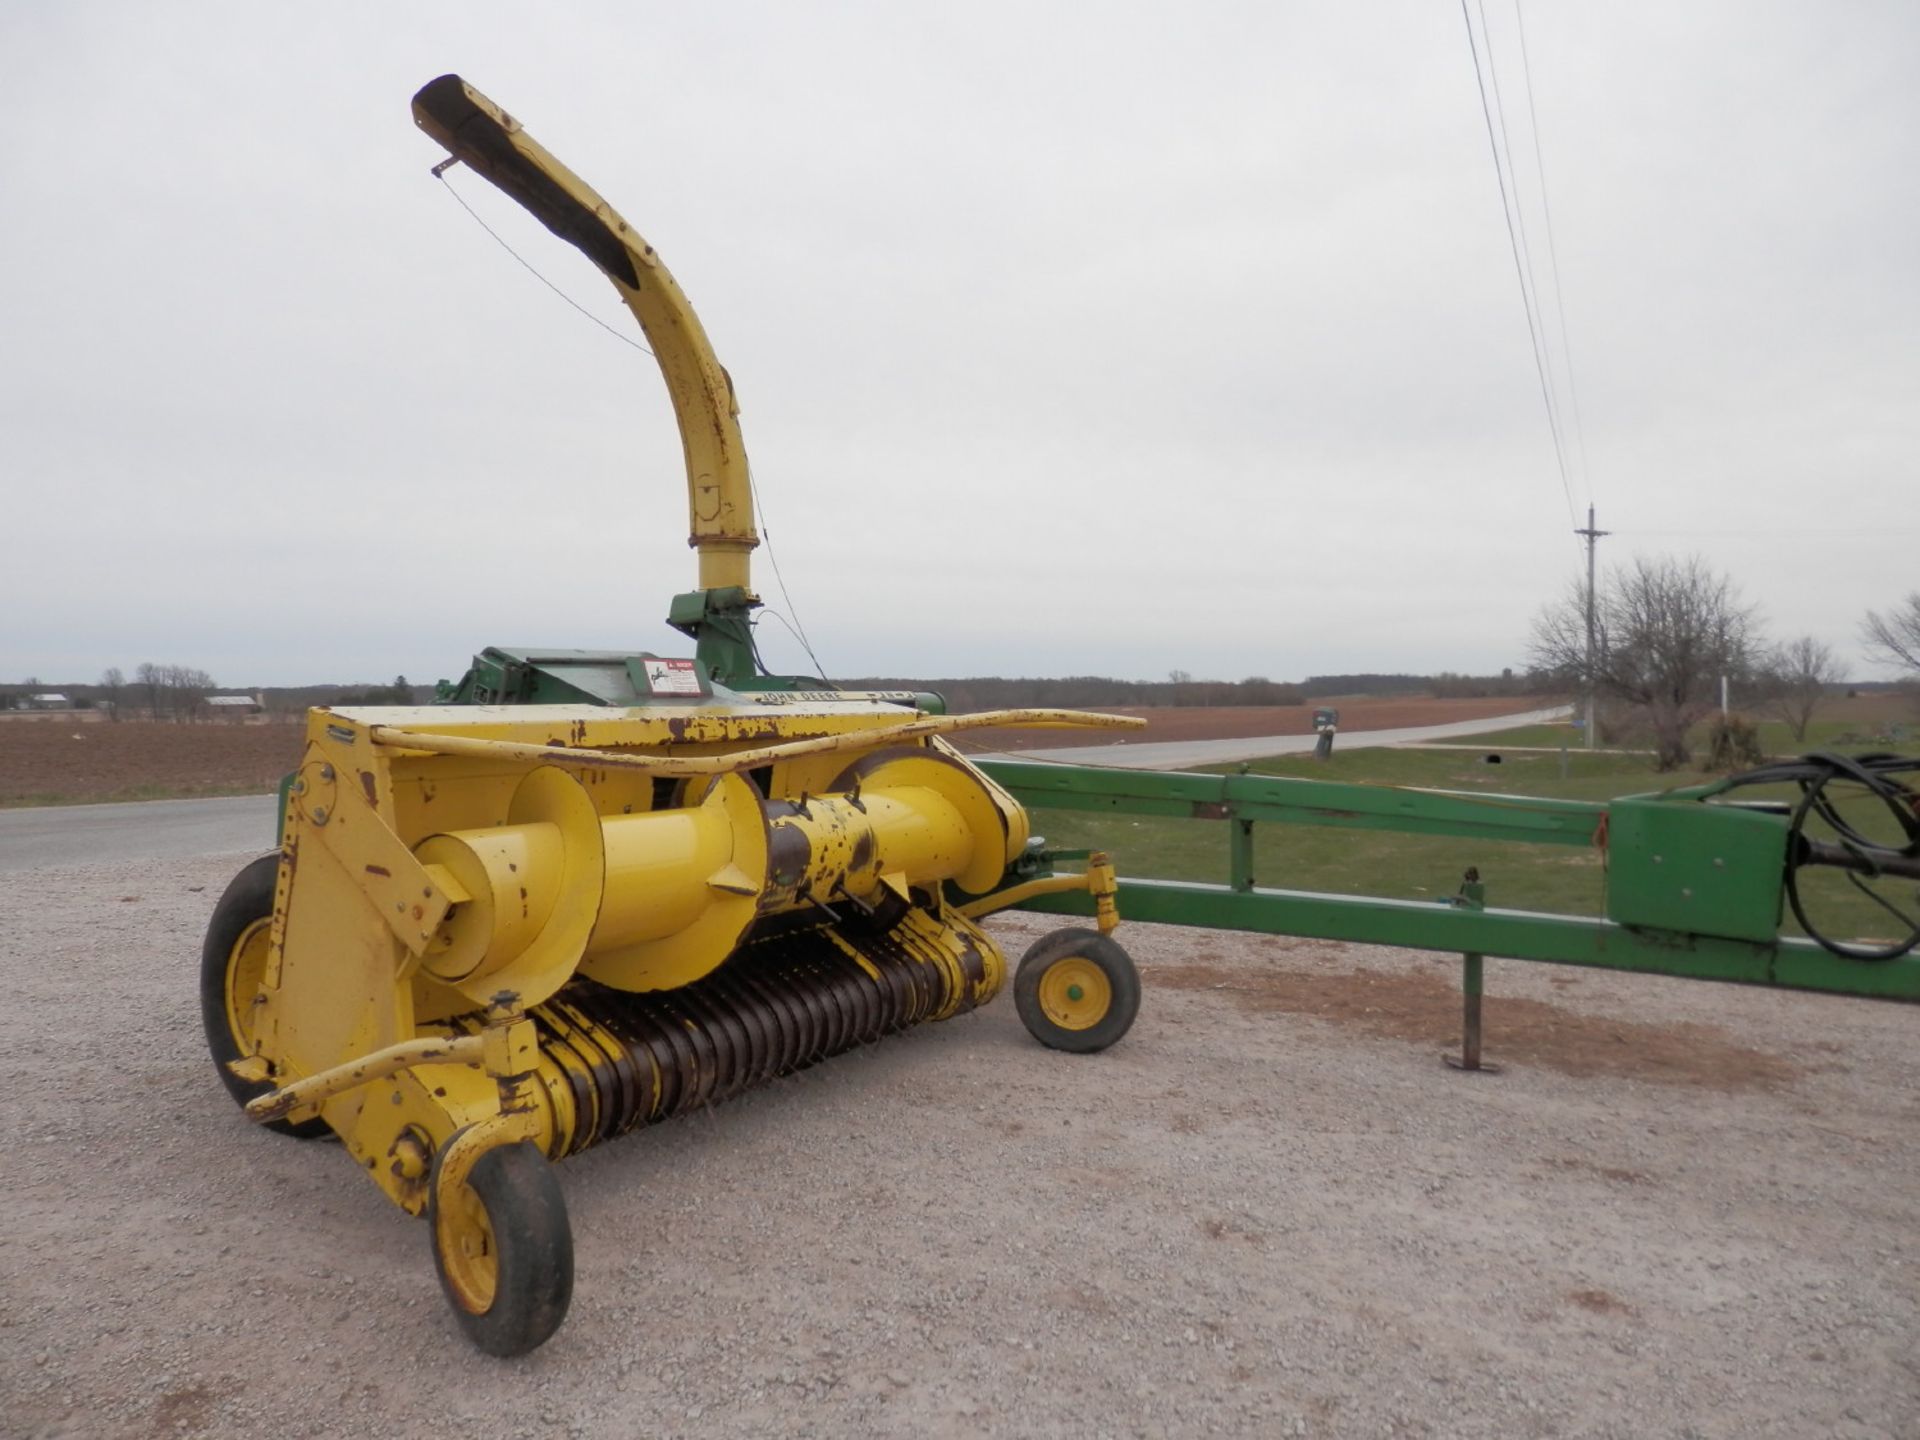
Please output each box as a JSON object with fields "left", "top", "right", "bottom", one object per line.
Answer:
{"left": 1429, "top": 723, "right": 1583, "bottom": 748}
{"left": 1467, "top": 697, "right": 1916, "bottom": 759}
{"left": 1029, "top": 741, "right": 1907, "bottom": 945}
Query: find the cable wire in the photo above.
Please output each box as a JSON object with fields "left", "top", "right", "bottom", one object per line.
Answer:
{"left": 1476, "top": 0, "right": 1569, "bottom": 456}
{"left": 1514, "top": 0, "right": 1593, "bottom": 503}
{"left": 755, "top": 607, "right": 835, "bottom": 685}
{"left": 436, "top": 172, "right": 654, "bottom": 357}
{"left": 1610, "top": 527, "right": 1896, "bottom": 540}
{"left": 436, "top": 167, "right": 835, "bottom": 685}
{"left": 749, "top": 463, "right": 836, "bottom": 686}
{"left": 1459, "top": 0, "right": 1580, "bottom": 534}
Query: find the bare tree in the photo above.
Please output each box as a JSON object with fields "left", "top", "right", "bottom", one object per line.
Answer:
{"left": 1755, "top": 636, "right": 1842, "bottom": 743}
{"left": 135, "top": 662, "right": 161, "bottom": 718}
{"left": 165, "top": 665, "right": 216, "bottom": 721}
{"left": 132, "top": 661, "right": 216, "bottom": 720}
{"left": 99, "top": 666, "right": 125, "bottom": 721}
{"left": 1861, "top": 593, "right": 1920, "bottom": 677}
{"left": 1529, "top": 554, "right": 1760, "bottom": 771}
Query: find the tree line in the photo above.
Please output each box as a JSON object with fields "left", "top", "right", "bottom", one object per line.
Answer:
{"left": 94, "top": 664, "right": 220, "bottom": 721}
{"left": 1530, "top": 558, "right": 1917, "bottom": 771}
{"left": 1, "top": 669, "right": 420, "bottom": 719}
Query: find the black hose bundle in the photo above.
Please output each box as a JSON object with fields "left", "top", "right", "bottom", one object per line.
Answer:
{"left": 1717, "top": 752, "right": 1920, "bottom": 960}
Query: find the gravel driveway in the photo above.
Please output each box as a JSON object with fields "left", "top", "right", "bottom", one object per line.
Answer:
{"left": 4, "top": 851, "right": 1916, "bottom": 1439}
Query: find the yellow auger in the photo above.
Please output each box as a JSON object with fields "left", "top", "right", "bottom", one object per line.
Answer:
{"left": 199, "top": 77, "right": 1144, "bottom": 1357}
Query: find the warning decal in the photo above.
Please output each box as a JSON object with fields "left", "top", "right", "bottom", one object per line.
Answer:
{"left": 643, "top": 658, "right": 704, "bottom": 696}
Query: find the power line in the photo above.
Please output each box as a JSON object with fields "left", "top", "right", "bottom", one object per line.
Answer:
{"left": 1476, "top": 0, "right": 1570, "bottom": 466}
{"left": 1612, "top": 528, "right": 1897, "bottom": 540}
{"left": 1514, "top": 0, "right": 1593, "bottom": 503}
{"left": 1459, "top": 0, "right": 1579, "bottom": 534}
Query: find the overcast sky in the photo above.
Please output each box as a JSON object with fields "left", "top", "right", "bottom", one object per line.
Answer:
{"left": 3, "top": 3, "right": 1915, "bottom": 688}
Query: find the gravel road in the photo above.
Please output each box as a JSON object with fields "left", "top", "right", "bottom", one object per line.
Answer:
{"left": 5, "top": 850, "right": 1917, "bottom": 1439}
{"left": 0, "top": 796, "right": 275, "bottom": 874}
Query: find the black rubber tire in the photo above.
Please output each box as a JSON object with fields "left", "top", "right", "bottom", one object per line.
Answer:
{"left": 1013, "top": 927, "right": 1141, "bottom": 1054}
{"left": 199, "top": 853, "right": 330, "bottom": 1139}
{"left": 429, "top": 1137, "right": 575, "bottom": 1357}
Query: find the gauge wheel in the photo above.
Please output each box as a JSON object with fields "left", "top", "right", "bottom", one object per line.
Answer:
{"left": 199, "top": 853, "right": 329, "bottom": 1139}
{"left": 1013, "top": 927, "right": 1141, "bottom": 1053}
{"left": 429, "top": 1135, "right": 575, "bottom": 1357}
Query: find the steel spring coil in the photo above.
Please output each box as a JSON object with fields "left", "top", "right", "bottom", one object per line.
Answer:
{"left": 452, "top": 906, "right": 1003, "bottom": 1158}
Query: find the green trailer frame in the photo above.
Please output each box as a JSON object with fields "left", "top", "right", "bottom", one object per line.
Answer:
{"left": 976, "top": 760, "right": 1920, "bottom": 1005}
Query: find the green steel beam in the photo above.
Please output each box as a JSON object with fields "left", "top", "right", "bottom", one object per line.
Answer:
{"left": 974, "top": 760, "right": 1913, "bottom": 1002}
{"left": 980, "top": 760, "right": 1605, "bottom": 847}
{"left": 1013, "top": 879, "right": 1920, "bottom": 1001}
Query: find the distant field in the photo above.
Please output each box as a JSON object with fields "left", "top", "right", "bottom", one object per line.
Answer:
{"left": 0, "top": 698, "right": 1556, "bottom": 808}
{"left": 0, "top": 721, "right": 303, "bottom": 807}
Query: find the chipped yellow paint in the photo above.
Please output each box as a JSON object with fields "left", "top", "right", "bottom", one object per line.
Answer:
{"left": 239, "top": 700, "right": 1065, "bottom": 1216}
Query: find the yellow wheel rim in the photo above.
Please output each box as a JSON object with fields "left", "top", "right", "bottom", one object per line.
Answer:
{"left": 222, "top": 919, "right": 271, "bottom": 1051}
{"left": 437, "top": 1183, "right": 499, "bottom": 1314}
{"left": 1037, "top": 956, "right": 1112, "bottom": 1031}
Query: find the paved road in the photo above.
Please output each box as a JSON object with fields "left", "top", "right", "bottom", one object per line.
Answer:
{"left": 0, "top": 706, "right": 1570, "bottom": 874}
{"left": 0, "top": 793, "right": 277, "bottom": 874}
{"left": 981, "top": 703, "right": 1572, "bottom": 771}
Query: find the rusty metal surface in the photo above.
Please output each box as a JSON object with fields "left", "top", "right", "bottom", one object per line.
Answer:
{"left": 243, "top": 1034, "right": 484, "bottom": 1124}
{"left": 366, "top": 706, "right": 1144, "bottom": 779}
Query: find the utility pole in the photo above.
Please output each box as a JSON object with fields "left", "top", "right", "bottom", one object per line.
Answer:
{"left": 1574, "top": 504, "right": 1609, "bottom": 751}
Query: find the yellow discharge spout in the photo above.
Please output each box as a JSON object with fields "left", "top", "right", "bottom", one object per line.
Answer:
{"left": 411, "top": 74, "right": 758, "bottom": 594}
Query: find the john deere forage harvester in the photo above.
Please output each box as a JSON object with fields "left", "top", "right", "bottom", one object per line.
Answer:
{"left": 200, "top": 76, "right": 1144, "bottom": 1357}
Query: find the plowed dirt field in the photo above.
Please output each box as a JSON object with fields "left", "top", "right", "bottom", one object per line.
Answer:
{"left": 0, "top": 697, "right": 1544, "bottom": 806}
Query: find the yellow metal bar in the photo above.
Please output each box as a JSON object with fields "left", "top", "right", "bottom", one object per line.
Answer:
{"left": 958, "top": 872, "right": 1096, "bottom": 919}
{"left": 1088, "top": 850, "right": 1120, "bottom": 934}
{"left": 411, "top": 75, "right": 759, "bottom": 592}
{"left": 958, "top": 850, "right": 1120, "bottom": 929}
{"left": 368, "top": 707, "right": 1146, "bottom": 778}
{"left": 242, "top": 1035, "right": 484, "bottom": 1125}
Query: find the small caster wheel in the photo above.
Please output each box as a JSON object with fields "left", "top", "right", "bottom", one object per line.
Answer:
{"left": 1014, "top": 927, "right": 1141, "bottom": 1054}
{"left": 429, "top": 1133, "right": 574, "bottom": 1357}
{"left": 198, "top": 853, "right": 329, "bottom": 1139}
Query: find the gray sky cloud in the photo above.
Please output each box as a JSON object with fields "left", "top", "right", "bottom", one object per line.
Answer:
{"left": 3, "top": 2, "right": 1915, "bottom": 687}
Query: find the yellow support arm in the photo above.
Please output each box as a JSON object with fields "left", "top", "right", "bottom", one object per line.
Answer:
{"left": 411, "top": 74, "right": 759, "bottom": 593}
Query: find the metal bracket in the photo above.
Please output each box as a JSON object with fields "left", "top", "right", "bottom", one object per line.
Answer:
{"left": 302, "top": 739, "right": 456, "bottom": 954}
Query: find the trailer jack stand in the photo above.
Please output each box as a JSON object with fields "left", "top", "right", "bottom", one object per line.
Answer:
{"left": 1442, "top": 869, "right": 1502, "bottom": 1074}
